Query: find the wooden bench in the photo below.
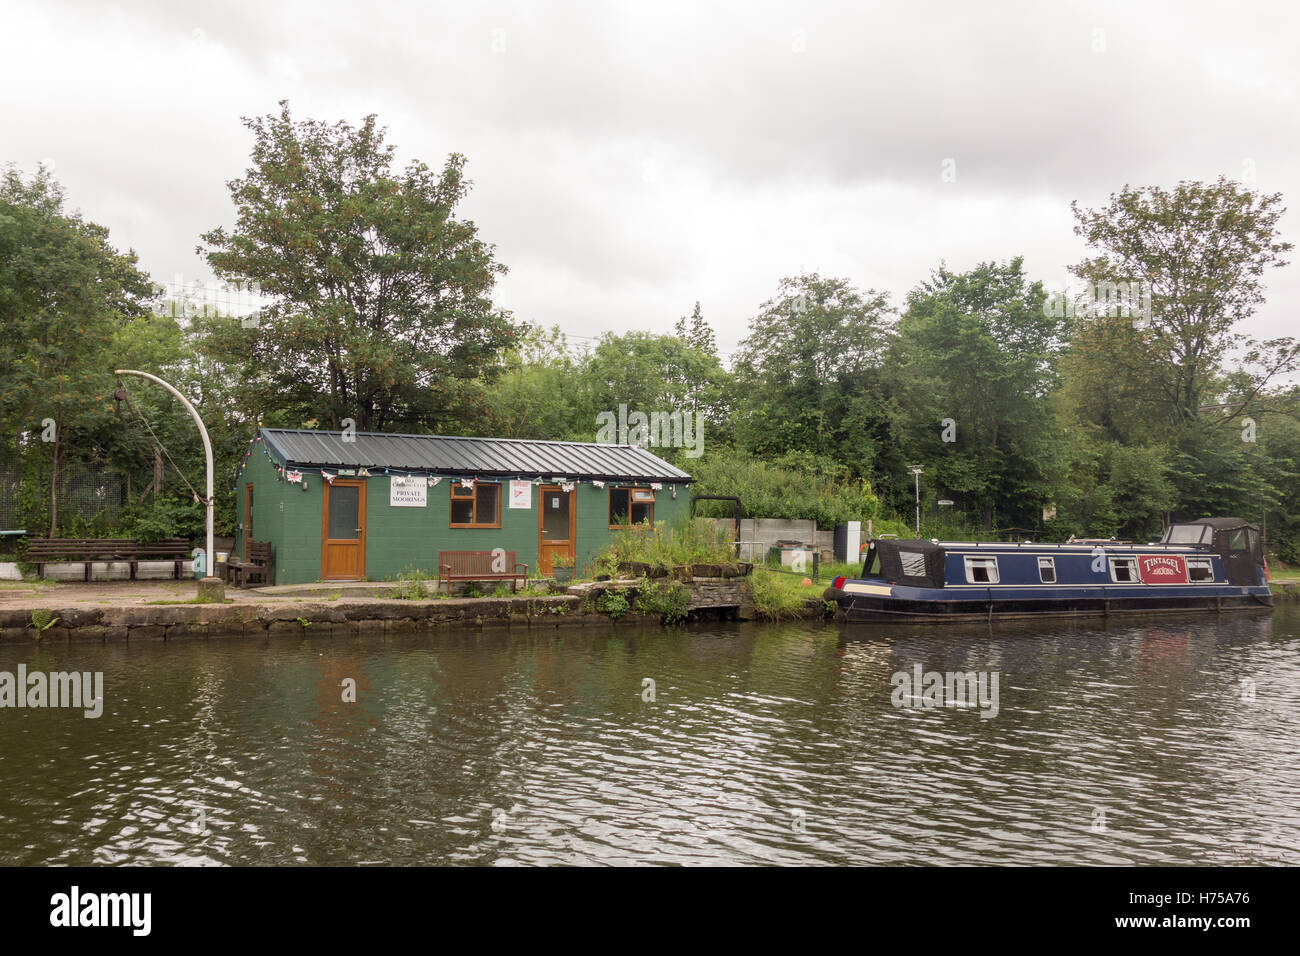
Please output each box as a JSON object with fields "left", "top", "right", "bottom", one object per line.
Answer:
{"left": 228, "top": 540, "right": 272, "bottom": 588}
{"left": 26, "top": 537, "right": 192, "bottom": 581}
{"left": 438, "top": 550, "right": 528, "bottom": 593}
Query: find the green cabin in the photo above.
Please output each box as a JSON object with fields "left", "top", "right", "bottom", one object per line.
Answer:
{"left": 232, "top": 428, "right": 693, "bottom": 584}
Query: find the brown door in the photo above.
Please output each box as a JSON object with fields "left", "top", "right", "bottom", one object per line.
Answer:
{"left": 243, "top": 484, "right": 254, "bottom": 558}
{"left": 322, "top": 479, "right": 366, "bottom": 580}
{"left": 537, "top": 485, "right": 575, "bottom": 575}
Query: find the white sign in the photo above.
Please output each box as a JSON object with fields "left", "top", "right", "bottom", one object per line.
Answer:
{"left": 390, "top": 476, "right": 428, "bottom": 507}
{"left": 509, "top": 480, "right": 532, "bottom": 509}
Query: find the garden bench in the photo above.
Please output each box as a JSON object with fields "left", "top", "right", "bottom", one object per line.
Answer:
{"left": 438, "top": 550, "right": 528, "bottom": 593}
{"left": 26, "top": 537, "right": 191, "bottom": 581}
{"left": 228, "top": 540, "right": 272, "bottom": 588}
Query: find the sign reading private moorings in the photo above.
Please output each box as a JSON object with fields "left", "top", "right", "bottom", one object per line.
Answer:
{"left": 389, "top": 476, "right": 428, "bottom": 507}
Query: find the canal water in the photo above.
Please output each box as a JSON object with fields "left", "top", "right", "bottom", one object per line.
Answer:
{"left": 2, "top": 606, "right": 1298, "bottom": 866}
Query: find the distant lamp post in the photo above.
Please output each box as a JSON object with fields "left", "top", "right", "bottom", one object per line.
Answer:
{"left": 909, "top": 464, "right": 924, "bottom": 537}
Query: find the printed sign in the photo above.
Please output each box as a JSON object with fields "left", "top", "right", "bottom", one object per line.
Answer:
{"left": 1138, "top": 554, "right": 1188, "bottom": 584}
{"left": 389, "top": 476, "right": 428, "bottom": 507}
{"left": 509, "top": 480, "right": 532, "bottom": 510}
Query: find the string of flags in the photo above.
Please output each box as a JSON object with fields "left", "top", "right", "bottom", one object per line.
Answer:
{"left": 236, "top": 436, "right": 676, "bottom": 496}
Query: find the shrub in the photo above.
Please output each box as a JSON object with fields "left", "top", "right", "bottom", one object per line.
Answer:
{"left": 595, "top": 588, "right": 630, "bottom": 620}
{"left": 391, "top": 568, "right": 431, "bottom": 600}
{"left": 635, "top": 579, "right": 689, "bottom": 625}
{"left": 690, "top": 450, "right": 880, "bottom": 528}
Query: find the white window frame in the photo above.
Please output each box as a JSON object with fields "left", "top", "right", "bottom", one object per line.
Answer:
{"left": 1186, "top": 556, "right": 1214, "bottom": 583}
{"left": 1109, "top": 556, "right": 1139, "bottom": 583}
{"left": 1037, "top": 556, "right": 1056, "bottom": 583}
{"left": 964, "top": 556, "right": 999, "bottom": 584}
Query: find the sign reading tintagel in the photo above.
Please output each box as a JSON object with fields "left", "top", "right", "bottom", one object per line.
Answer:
{"left": 390, "top": 476, "right": 428, "bottom": 507}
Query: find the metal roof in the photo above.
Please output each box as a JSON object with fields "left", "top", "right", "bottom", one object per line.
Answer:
{"left": 259, "top": 428, "right": 692, "bottom": 483}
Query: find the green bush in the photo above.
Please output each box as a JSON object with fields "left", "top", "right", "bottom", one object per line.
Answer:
{"left": 634, "top": 579, "right": 689, "bottom": 625}
{"left": 594, "top": 516, "right": 735, "bottom": 574}
{"left": 690, "top": 450, "right": 880, "bottom": 528}
{"left": 595, "top": 588, "right": 630, "bottom": 619}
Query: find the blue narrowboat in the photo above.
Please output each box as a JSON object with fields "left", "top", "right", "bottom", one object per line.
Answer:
{"left": 824, "top": 517, "right": 1273, "bottom": 623}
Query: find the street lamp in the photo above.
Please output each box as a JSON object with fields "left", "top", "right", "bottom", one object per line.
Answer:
{"left": 908, "top": 464, "right": 924, "bottom": 537}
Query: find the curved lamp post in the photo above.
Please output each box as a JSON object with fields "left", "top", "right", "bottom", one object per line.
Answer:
{"left": 114, "top": 369, "right": 215, "bottom": 583}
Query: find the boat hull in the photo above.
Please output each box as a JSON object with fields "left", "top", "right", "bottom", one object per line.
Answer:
{"left": 826, "top": 584, "right": 1274, "bottom": 624}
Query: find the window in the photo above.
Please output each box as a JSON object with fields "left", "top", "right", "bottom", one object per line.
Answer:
{"left": 450, "top": 482, "right": 500, "bottom": 527}
{"left": 609, "top": 488, "right": 654, "bottom": 528}
{"left": 964, "top": 556, "right": 999, "bottom": 584}
{"left": 1109, "top": 557, "right": 1138, "bottom": 582}
{"left": 900, "top": 550, "right": 928, "bottom": 577}
{"left": 1187, "top": 556, "right": 1214, "bottom": 582}
{"left": 1037, "top": 556, "right": 1056, "bottom": 583}
{"left": 1164, "top": 524, "right": 1211, "bottom": 545}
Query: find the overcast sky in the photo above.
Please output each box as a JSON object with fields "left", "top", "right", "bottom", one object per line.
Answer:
{"left": 3, "top": 0, "right": 1297, "bottom": 362}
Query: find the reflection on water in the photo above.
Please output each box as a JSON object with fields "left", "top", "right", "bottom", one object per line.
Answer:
{"left": 1, "top": 606, "right": 1298, "bottom": 865}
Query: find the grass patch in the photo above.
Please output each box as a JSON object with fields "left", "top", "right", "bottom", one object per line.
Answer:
{"left": 745, "top": 568, "right": 812, "bottom": 621}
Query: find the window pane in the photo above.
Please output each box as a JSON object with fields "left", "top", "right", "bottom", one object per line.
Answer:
{"left": 609, "top": 491, "right": 627, "bottom": 526}
{"left": 475, "top": 484, "right": 499, "bottom": 524}
{"left": 900, "top": 551, "right": 927, "bottom": 576}
{"left": 451, "top": 498, "right": 473, "bottom": 524}
{"left": 542, "top": 491, "right": 570, "bottom": 539}
{"left": 630, "top": 502, "right": 652, "bottom": 525}
{"left": 328, "top": 486, "right": 359, "bottom": 539}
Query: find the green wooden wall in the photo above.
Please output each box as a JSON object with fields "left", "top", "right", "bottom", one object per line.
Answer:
{"left": 235, "top": 452, "right": 689, "bottom": 584}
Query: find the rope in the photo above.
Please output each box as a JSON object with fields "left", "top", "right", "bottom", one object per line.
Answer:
{"left": 116, "top": 379, "right": 209, "bottom": 505}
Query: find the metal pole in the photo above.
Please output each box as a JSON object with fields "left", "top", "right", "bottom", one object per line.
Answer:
{"left": 114, "top": 369, "right": 214, "bottom": 574}
{"left": 914, "top": 471, "right": 920, "bottom": 537}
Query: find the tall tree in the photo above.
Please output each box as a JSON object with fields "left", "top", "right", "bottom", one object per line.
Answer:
{"left": 199, "top": 101, "right": 516, "bottom": 432}
{"left": 1069, "top": 177, "right": 1296, "bottom": 428}
{"left": 730, "top": 273, "right": 898, "bottom": 479}
{"left": 893, "top": 258, "right": 1067, "bottom": 530}
{"left": 0, "top": 166, "right": 154, "bottom": 533}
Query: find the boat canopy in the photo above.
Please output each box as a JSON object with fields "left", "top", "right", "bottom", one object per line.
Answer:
{"left": 1163, "top": 517, "right": 1264, "bottom": 585}
{"left": 870, "top": 538, "right": 946, "bottom": 588}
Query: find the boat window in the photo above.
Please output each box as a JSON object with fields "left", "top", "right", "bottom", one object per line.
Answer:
{"left": 900, "top": 550, "right": 928, "bottom": 577}
{"left": 1037, "top": 556, "right": 1056, "bottom": 583}
{"left": 964, "top": 556, "right": 999, "bottom": 584}
{"left": 1164, "top": 524, "right": 1210, "bottom": 545}
{"left": 1109, "top": 557, "right": 1138, "bottom": 583}
{"left": 1187, "top": 556, "right": 1214, "bottom": 582}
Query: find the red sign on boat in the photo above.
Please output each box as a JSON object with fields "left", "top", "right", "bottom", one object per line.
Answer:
{"left": 1138, "top": 554, "right": 1188, "bottom": 584}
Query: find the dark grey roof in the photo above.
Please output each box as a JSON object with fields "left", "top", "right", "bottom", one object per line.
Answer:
{"left": 259, "top": 428, "right": 692, "bottom": 483}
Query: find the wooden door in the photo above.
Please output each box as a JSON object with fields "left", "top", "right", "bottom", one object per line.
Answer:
{"left": 537, "top": 485, "right": 575, "bottom": 575}
{"left": 322, "top": 479, "right": 366, "bottom": 580}
{"left": 243, "top": 484, "right": 254, "bottom": 558}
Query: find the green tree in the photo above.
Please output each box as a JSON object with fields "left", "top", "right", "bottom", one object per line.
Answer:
{"left": 198, "top": 101, "right": 516, "bottom": 433}
{"left": 729, "top": 273, "right": 898, "bottom": 480}
{"left": 893, "top": 258, "right": 1067, "bottom": 530}
{"left": 0, "top": 165, "right": 154, "bottom": 534}
{"left": 1069, "top": 177, "right": 1296, "bottom": 427}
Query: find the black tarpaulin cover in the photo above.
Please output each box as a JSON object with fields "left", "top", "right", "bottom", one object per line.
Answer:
{"left": 874, "top": 539, "right": 946, "bottom": 588}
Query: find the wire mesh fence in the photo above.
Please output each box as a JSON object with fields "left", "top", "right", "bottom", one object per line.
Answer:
{"left": 0, "top": 460, "right": 128, "bottom": 532}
